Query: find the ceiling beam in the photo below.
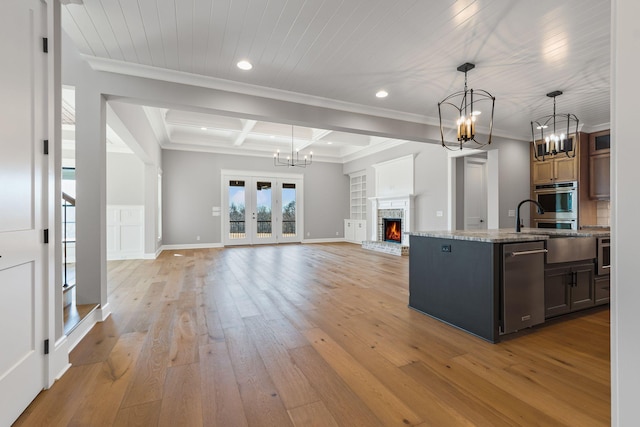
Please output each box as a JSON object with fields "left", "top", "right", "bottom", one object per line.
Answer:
{"left": 295, "top": 128, "right": 333, "bottom": 150}
{"left": 233, "top": 119, "right": 257, "bottom": 146}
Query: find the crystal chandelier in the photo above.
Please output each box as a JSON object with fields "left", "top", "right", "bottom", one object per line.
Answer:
{"left": 438, "top": 62, "right": 495, "bottom": 150}
{"left": 531, "top": 91, "right": 579, "bottom": 160}
{"left": 274, "top": 125, "right": 312, "bottom": 168}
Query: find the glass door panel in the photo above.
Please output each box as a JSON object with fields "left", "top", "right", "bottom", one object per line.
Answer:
{"left": 279, "top": 180, "right": 302, "bottom": 243}
{"left": 281, "top": 183, "right": 297, "bottom": 238}
{"left": 255, "top": 180, "right": 275, "bottom": 243}
{"left": 227, "top": 179, "right": 250, "bottom": 245}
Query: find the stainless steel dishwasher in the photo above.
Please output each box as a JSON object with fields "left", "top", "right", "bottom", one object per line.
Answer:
{"left": 501, "top": 241, "right": 547, "bottom": 335}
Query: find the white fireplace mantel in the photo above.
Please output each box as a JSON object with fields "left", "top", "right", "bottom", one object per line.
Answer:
{"left": 369, "top": 194, "right": 415, "bottom": 246}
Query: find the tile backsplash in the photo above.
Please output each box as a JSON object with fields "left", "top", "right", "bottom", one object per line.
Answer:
{"left": 596, "top": 200, "right": 610, "bottom": 226}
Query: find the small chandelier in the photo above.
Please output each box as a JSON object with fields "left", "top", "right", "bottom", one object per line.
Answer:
{"left": 531, "top": 91, "right": 579, "bottom": 161}
{"left": 438, "top": 62, "right": 495, "bottom": 150}
{"left": 274, "top": 125, "right": 312, "bottom": 168}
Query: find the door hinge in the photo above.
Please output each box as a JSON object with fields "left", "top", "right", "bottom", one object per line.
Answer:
{"left": 43, "top": 229, "right": 49, "bottom": 244}
{"left": 44, "top": 339, "right": 49, "bottom": 355}
{"left": 42, "top": 37, "right": 48, "bottom": 53}
{"left": 43, "top": 139, "right": 49, "bottom": 155}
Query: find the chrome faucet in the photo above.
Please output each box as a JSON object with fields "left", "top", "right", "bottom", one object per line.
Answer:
{"left": 516, "top": 199, "right": 544, "bottom": 232}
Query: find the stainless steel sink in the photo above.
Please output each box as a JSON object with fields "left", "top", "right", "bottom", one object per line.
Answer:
{"left": 545, "top": 236, "right": 596, "bottom": 263}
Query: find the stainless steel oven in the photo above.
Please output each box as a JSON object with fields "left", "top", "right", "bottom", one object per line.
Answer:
{"left": 597, "top": 237, "right": 611, "bottom": 276}
{"left": 533, "top": 181, "right": 578, "bottom": 220}
{"left": 533, "top": 218, "right": 578, "bottom": 230}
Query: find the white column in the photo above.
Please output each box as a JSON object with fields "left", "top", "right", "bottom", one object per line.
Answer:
{"left": 75, "top": 87, "right": 107, "bottom": 307}
{"left": 612, "top": 0, "right": 640, "bottom": 425}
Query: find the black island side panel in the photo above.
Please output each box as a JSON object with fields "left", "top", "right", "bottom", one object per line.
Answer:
{"left": 409, "top": 235, "right": 500, "bottom": 342}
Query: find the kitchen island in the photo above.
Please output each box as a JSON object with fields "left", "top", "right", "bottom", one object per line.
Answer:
{"left": 408, "top": 229, "right": 609, "bottom": 343}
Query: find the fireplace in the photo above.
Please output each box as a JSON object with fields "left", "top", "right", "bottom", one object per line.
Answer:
{"left": 383, "top": 218, "right": 402, "bottom": 243}
{"left": 364, "top": 195, "right": 413, "bottom": 256}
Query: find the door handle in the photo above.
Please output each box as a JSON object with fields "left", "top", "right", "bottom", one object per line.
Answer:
{"left": 510, "top": 249, "right": 548, "bottom": 257}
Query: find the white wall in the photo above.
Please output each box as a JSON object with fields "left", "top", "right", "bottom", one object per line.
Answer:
{"left": 107, "top": 152, "right": 144, "bottom": 205}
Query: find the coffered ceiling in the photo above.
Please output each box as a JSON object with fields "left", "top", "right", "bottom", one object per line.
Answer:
{"left": 61, "top": 0, "right": 611, "bottom": 161}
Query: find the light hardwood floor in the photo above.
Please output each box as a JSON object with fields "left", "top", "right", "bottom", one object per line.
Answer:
{"left": 15, "top": 243, "right": 610, "bottom": 426}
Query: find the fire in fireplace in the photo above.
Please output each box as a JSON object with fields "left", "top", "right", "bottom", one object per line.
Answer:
{"left": 383, "top": 218, "right": 402, "bottom": 243}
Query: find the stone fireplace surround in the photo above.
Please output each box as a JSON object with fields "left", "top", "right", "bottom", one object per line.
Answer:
{"left": 362, "top": 195, "right": 413, "bottom": 256}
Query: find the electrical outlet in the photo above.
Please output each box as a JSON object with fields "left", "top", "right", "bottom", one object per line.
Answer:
{"left": 508, "top": 209, "right": 516, "bottom": 217}
{"left": 336, "top": 231, "right": 339, "bottom": 236}
{"left": 196, "top": 235, "right": 200, "bottom": 241}
{"left": 436, "top": 210, "right": 443, "bottom": 217}
{"left": 307, "top": 232, "right": 310, "bottom": 236}
{"left": 441, "top": 245, "right": 451, "bottom": 253}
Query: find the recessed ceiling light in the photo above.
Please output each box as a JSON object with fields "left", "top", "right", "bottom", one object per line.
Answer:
{"left": 201, "top": 127, "right": 207, "bottom": 130}
{"left": 237, "top": 60, "right": 253, "bottom": 71}
{"left": 376, "top": 90, "right": 388, "bottom": 98}
{"left": 270, "top": 135, "right": 275, "bottom": 139}
{"left": 327, "top": 142, "right": 333, "bottom": 145}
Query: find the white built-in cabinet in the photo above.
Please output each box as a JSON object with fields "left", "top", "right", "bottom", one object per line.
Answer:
{"left": 344, "top": 219, "right": 367, "bottom": 243}
{"left": 345, "top": 171, "right": 367, "bottom": 243}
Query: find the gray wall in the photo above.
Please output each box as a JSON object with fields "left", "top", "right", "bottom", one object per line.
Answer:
{"left": 492, "top": 136, "right": 532, "bottom": 228}
{"left": 456, "top": 157, "right": 465, "bottom": 229}
{"left": 106, "top": 152, "right": 144, "bottom": 205}
{"left": 162, "top": 149, "right": 348, "bottom": 245}
{"left": 344, "top": 141, "right": 450, "bottom": 233}
{"left": 344, "top": 136, "right": 531, "bottom": 233}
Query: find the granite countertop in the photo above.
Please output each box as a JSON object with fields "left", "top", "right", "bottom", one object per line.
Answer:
{"left": 409, "top": 228, "right": 610, "bottom": 243}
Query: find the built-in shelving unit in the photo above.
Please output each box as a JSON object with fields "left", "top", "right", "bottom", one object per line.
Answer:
{"left": 345, "top": 171, "right": 367, "bottom": 243}
{"left": 350, "top": 172, "right": 367, "bottom": 220}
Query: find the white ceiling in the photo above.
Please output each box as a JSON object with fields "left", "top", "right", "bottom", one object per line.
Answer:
{"left": 61, "top": 0, "right": 611, "bottom": 162}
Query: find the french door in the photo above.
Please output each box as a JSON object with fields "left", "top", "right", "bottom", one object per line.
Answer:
{"left": 223, "top": 172, "right": 304, "bottom": 246}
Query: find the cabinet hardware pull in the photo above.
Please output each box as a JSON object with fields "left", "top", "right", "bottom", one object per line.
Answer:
{"left": 510, "top": 249, "right": 548, "bottom": 257}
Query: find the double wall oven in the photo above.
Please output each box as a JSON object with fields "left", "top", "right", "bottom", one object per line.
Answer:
{"left": 532, "top": 181, "right": 578, "bottom": 230}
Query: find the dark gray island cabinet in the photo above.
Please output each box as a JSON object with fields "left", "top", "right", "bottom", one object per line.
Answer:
{"left": 408, "top": 231, "right": 549, "bottom": 343}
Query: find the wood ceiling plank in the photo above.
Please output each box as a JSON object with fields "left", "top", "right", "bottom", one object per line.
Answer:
{"left": 118, "top": 0, "right": 154, "bottom": 66}
{"left": 136, "top": 0, "right": 168, "bottom": 68}
{"left": 95, "top": 0, "right": 138, "bottom": 62}
{"left": 64, "top": 3, "right": 112, "bottom": 58}
{"left": 155, "top": 0, "right": 181, "bottom": 71}
{"left": 174, "top": 0, "right": 195, "bottom": 73}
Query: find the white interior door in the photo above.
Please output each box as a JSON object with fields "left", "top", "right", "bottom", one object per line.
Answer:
{"left": 223, "top": 173, "right": 303, "bottom": 245}
{"left": 0, "top": 0, "right": 47, "bottom": 424}
{"left": 464, "top": 157, "right": 488, "bottom": 230}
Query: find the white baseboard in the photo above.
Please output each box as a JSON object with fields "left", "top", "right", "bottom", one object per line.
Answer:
{"left": 99, "top": 303, "right": 111, "bottom": 321}
{"left": 47, "top": 336, "right": 71, "bottom": 388}
{"left": 66, "top": 309, "right": 100, "bottom": 351}
{"left": 142, "top": 247, "right": 163, "bottom": 259}
{"left": 66, "top": 303, "right": 111, "bottom": 352}
{"left": 302, "top": 238, "right": 346, "bottom": 244}
{"left": 162, "top": 243, "right": 224, "bottom": 250}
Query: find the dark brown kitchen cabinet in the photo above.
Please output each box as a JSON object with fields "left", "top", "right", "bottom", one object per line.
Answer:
{"left": 594, "top": 275, "right": 610, "bottom": 305}
{"left": 544, "top": 262, "right": 595, "bottom": 318}
{"left": 589, "top": 130, "right": 611, "bottom": 155}
{"left": 589, "top": 130, "right": 610, "bottom": 200}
